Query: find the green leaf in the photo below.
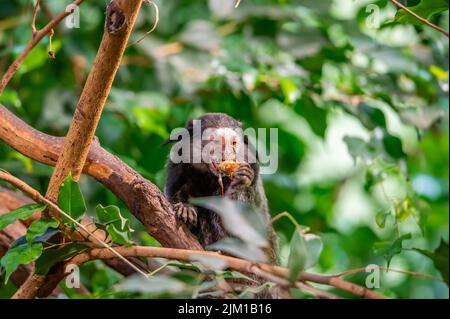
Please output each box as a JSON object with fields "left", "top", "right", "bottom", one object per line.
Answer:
{"left": 394, "top": 199, "right": 412, "bottom": 223}
{"left": 191, "top": 254, "right": 228, "bottom": 271}
{"left": 58, "top": 175, "right": 87, "bottom": 223}
{"left": 287, "top": 230, "right": 308, "bottom": 282}
{"left": 364, "top": 166, "right": 385, "bottom": 191}
{"left": 96, "top": 205, "right": 128, "bottom": 230}
{"left": 0, "top": 243, "right": 43, "bottom": 283}
{"left": 357, "top": 103, "right": 387, "bottom": 130}
{"left": 280, "top": 77, "right": 300, "bottom": 104}
{"left": 10, "top": 229, "right": 59, "bottom": 249}
{"left": 375, "top": 233, "right": 412, "bottom": 268}
{"left": 35, "top": 243, "right": 89, "bottom": 275}
{"left": 414, "top": 240, "right": 449, "bottom": 286}
{"left": 343, "top": 136, "right": 376, "bottom": 163}
{"left": 295, "top": 96, "right": 328, "bottom": 137}
{"left": 394, "top": 0, "right": 449, "bottom": 26}
{"left": 0, "top": 204, "right": 46, "bottom": 232}
{"left": 106, "top": 224, "right": 133, "bottom": 246}
{"left": 286, "top": 231, "right": 323, "bottom": 283}
{"left": 26, "top": 219, "right": 60, "bottom": 244}
{"left": 375, "top": 211, "right": 389, "bottom": 229}
{"left": 382, "top": 131, "right": 407, "bottom": 160}
{"left": 303, "top": 233, "right": 323, "bottom": 269}
{"left": 96, "top": 205, "right": 134, "bottom": 246}
{"left": 207, "top": 238, "right": 267, "bottom": 262}
{"left": 192, "top": 197, "right": 268, "bottom": 247}
{"left": 115, "top": 275, "right": 188, "bottom": 296}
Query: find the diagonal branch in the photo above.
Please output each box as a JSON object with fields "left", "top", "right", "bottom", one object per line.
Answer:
{"left": 0, "top": 170, "right": 148, "bottom": 278}
{"left": 0, "top": 105, "right": 201, "bottom": 250}
{"left": 390, "top": 0, "right": 449, "bottom": 37}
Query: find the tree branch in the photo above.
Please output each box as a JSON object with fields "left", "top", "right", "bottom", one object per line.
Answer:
{"left": 9, "top": 0, "right": 150, "bottom": 299}
{"left": 0, "top": 170, "right": 148, "bottom": 277}
{"left": 0, "top": 105, "right": 201, "bottom": 250}
{"left": 0, "top": 187, "right": 160, "bottom": 280}
{"left": 0, "top": 0, "right": 86, "bottom": 95}
{"left": 45, "top": 0, "right": 142, "bottom": 201}
{"left": 31, "top": 0, "right": 41, "bottom": 35}
{"left": 67, "top": 246, "right": 386, "bottom": 299}
{"left": 390, "top": 0, "right": 449, "bottom": 37}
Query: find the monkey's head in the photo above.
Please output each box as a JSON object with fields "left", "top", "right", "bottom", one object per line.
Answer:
{"left": 167, "top": 113, "right": 256, "bottom": 177}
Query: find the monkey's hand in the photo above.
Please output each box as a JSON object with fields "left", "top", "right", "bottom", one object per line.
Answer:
{"left": 228, "top": 162, "right": 255, "bottom": 191}
{"left": 174, "top": 202, "right": 198, "bottom": 225}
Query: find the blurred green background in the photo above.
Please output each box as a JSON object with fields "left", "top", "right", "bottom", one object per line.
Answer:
{"left": 0, "top": 0, "right": 448, "bottom": 298}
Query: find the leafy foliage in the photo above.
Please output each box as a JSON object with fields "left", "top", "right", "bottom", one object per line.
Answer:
{"left": 0, "top": 204, "right": 46, "bottom": 232}
{"left": 95, "top": 205, "right": 134, "bottom": 246}
{"left": 414, "top": 240, "right": 449, "bottom": 285}
{"left": 0, "top": 0, "right": 448, "bottom": 298}
{"left": 58, "top": 174, "right": 87, "bottom": 224}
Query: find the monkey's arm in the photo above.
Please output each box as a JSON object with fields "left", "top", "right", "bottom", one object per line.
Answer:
{"left": 165, "top": 163, "right": 198, "bottom": 225}
{"left": 225, "top": 162, "right": 257, "bottom": 200}
{"left": 226, "top": 162, "right": 279, "bottom": 264}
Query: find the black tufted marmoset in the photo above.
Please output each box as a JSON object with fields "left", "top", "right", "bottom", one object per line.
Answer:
{"left": 164, "top": 113, "right": 278, "bottom": 264}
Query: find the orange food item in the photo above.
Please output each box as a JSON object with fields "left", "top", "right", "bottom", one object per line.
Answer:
{"left": 217, "top": 160, "right": 240, "bottom": 177}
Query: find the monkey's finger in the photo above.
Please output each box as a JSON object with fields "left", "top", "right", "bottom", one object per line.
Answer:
{"left": 181, "top": 207, "right": 190, "bottom": 223}
{"left": 187, "top": 208, "right": 198, "bottom": 225}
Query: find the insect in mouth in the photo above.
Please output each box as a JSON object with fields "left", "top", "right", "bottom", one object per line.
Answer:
{"left": 211, "top": 160, "right": 240, "bottom": 195}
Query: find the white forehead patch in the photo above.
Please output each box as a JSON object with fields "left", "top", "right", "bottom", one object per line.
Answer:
{"left": 204, "top": 128, "right": 240, "bottom": 141}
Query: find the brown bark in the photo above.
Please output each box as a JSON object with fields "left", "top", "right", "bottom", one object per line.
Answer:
{"left": 0, "top": 106, "right": 200, "bottom": 250}
{"left": 11, "top": 0, "right": 144, "bottom": 299}
{"left": 0, "top": 187, "right": 158, "bottom": 281}
{"left": 67, "top": 246, "right": 386, "bottom": 299}
{"left": 45, "top": 0, "right": 142, "bottom": 201}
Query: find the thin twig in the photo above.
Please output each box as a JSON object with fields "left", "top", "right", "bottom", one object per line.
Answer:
{"left": 31, "top": 0, "right": 41, "bottom": 35}
{"left": 390, "top": 0, "right": 449, "bottom": 37}
{"left": 127, "top": 0, "right": 160, "bottom": 48}
{"left": 0, "top": 0, "right": 86, "bottom": 96}
{"left": 296, "top": 282, "right": 341, "bottom": 299}
{"left": 334, "top": 265, "right": 444, "bottom": 283}
{"left": 0, "top": 170, "right": 149, "bottom": 278}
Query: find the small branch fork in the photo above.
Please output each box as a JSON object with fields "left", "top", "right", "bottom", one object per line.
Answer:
{"left": 31, "top": 0, "right": 41, "bottom": 35}
{"left": 0, "top": 0, "right": 86, "bottom": 95}
{"left": 0, "top": 170, "right": 148, "bottom": 278}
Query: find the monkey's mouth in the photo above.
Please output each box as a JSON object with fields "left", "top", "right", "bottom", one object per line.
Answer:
{"left": 209, "top": 160, "right": 240, "bottom": 178}
{"left": 209, "top": 160, "right": 240, "bottom": 195}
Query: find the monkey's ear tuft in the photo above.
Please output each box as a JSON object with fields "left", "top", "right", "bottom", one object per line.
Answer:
{"left": 161, "top": 118, "right": 194, "bottom": 147}
{"left": 186, "top": 118, "right": 194, "bottom": 134}
{"left": 161, "top": 134, "right": 183, "bottom": 147}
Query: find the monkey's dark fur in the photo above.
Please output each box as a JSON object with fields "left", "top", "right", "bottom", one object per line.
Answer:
{"left": 164, "top": 113, "right": 278, "bottom": 265}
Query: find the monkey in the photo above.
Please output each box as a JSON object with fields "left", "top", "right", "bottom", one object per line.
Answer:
{"left": 164, "top": 113, "right": 278, "bottom": 265}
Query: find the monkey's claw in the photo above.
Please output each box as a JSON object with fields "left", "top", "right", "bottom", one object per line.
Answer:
{"left": 231, "top": 163, "right": 254, "bottom": 188}
{"left": 174, "top": 203, "right": 198, "bottom": 225}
